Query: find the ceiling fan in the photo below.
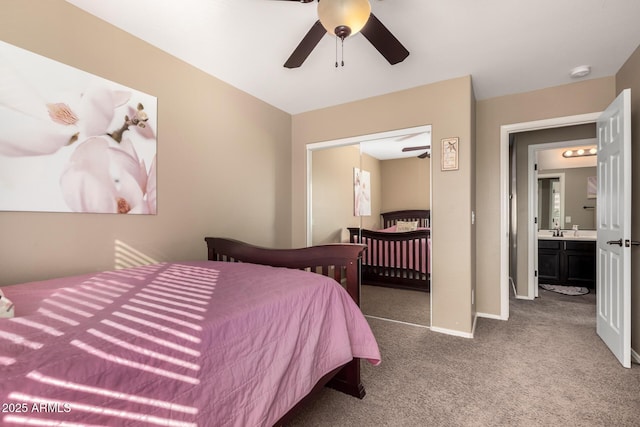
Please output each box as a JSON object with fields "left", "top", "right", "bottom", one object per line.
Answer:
{"left": 402, "top": 145, "right": 431, "bottom": 159}
{"left": 277, "top": 0, "right": 410, "bottom": 68}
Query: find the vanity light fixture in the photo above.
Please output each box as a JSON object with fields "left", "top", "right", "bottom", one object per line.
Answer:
{"left": 562, "top": 147, "right": 597, "bottom": 158}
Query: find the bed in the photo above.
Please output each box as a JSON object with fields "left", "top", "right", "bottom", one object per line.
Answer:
{"left": 0, "top": 238, "right": 380, "bottom": 427}
{"left": 348, "top": 209, "right": 431, "bottom": 292}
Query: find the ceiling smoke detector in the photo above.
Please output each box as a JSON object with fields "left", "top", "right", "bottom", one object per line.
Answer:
{"left": 570, "top": 65, "right": 591, "bottom": 79}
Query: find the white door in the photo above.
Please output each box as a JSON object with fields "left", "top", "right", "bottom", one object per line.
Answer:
{"left": 596, "top": 88, "right": 632, "bottom": 368}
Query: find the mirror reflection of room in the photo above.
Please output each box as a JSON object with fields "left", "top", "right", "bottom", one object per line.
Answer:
{"left": 310, "top": 128, "right": 432, "bottom": 326}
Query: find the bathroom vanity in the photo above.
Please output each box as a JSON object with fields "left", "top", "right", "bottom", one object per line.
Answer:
{"left": 538, "top": 233, "right": 596, "bottom": 289}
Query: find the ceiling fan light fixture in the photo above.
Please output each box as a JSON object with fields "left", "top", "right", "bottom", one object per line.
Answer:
{"left": 318, "top": 0, "right": 371, "bottom": 38}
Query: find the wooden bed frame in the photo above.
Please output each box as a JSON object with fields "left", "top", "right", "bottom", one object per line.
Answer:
{"left": 204, "top": 237, "right": 369, "bottom": 424}
{"left": 348, "top": 209, "right": 431, "bottom": 292}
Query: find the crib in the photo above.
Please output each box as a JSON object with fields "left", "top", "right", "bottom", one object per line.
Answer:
{"left": 348, "top": 209, "right": 430, "bottom": 292}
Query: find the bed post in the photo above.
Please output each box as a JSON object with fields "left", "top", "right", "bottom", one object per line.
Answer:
{"left": 327, "top": 250, "right": 364, "bottom": 398}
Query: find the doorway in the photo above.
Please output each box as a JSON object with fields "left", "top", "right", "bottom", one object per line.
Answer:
{"left": 499, "top": 112, "right": 601, "bottom": 317}
{"left": 502, "top": 91, "right": 633, "bottom": 368}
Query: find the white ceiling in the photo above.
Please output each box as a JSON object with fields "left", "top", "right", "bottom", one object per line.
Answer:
{"left": 64, "top": 0, "right": 640, "bottom": 115}
{"left": 360, "top": 129, "right": 431, "bottom": 160}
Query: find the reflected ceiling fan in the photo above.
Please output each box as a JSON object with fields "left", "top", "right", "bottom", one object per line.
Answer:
{"left": 402, "top": 145, "right": 431, "bottom": 159}
{"left": 276, "top": 0, "right": 410, "bottom": 68}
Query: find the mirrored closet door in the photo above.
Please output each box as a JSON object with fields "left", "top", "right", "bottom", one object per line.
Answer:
{"left": 308, "top": 126, "right": 432, "bottom": 326}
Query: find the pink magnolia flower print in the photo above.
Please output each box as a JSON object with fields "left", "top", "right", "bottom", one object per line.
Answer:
{"left": 47, "top": 102, "right": 79, "bottom": 125}
{"left": 0, "top": 41, "right": 157, "bottom": 215}
{"left": 0, "top": 62, "right": 78, "bottom": 156}
{"left": 0, "top": 61, "right": 132, "bottom": 157}
{"left": 74, "top": 85, "right": 132, "bottom": 141}
{"left": 146, "top": 155, "right": 157, "bottom": 215}
{"left": 60, "top": 136, "right": 150, "bottom": 214}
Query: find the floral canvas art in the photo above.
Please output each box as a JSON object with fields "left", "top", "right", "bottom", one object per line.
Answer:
{"left": 0, "top": 41, "right": 157, "bottom": 214}
{"left": 354, "top": 168, "right": 371, "bottom": 216}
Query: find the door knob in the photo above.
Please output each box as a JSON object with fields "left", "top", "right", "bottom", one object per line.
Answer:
{"left": 606, "top": 239, "right": 623, "bottom": 246}
{"left": 625, "top": 240, "right": 640, "bottom": 247}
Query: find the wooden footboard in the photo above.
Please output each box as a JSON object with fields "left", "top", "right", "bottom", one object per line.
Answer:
{"left": 348, "top": 227, "right": 431, "bottom": 292}
{"left": 204, "top": 237, "right": 368, "bottom": 401}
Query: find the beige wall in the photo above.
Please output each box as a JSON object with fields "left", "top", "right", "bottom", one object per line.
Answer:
{"left": 292, "top": 76, "right": 476, "bottom": 334}
{"left": 311, "top": 150, "right": 429, "bottom": 245}
{"left": 0, "top": 0, "right": 292, "bottom": 286}
{"left": 360, "top": 154, "right": 383, "bottom": 230}
{"left": 381, "top": 157, "right": 431, "bottom": 213}
{"left": 615, "top": 43, "right": 640, "bottom": 356}
{"left": 476, "top": 78, "right": 616, "bottom": 314}
{"left": 311, "top": 147, "right": 381, "bottom": 244}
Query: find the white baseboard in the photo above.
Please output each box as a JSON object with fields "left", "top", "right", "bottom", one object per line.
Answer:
{"left": 364, "top": 315, "right": 429, "bottom": 329}
{"left": 632, "top": 347, "right": 640, "bottom": 364}
{"left": 477, "top": 311, "right": 505, "bottom": 320}
{"left": 430, "top": 325, "right": 474, "bottom": 339}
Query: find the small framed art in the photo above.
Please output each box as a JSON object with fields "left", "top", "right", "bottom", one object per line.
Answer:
{"left": 441, "top": 137, "right": 459, "bottom": 171}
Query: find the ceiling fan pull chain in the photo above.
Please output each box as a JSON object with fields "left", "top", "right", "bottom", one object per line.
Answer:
{"left": 334, "top": 35, "right": 346, "bottom": 67}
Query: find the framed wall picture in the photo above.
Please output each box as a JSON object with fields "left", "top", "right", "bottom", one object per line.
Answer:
{"left": 441, "top": 137, "right": 459, "bottom": 171}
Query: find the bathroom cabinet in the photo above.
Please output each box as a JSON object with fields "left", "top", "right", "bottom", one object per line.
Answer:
{"left": 538, "top": 239, "right": 596, "bottom": 288}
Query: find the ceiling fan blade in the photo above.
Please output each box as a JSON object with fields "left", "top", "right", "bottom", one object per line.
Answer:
{"left": 360, "top": 13, "right": 409, "bottom": 65}
{"left": 284, "top": 20, "right": 326, "bottom": 68}
{"left": 402, "top": 145, "right": 430, "bottom": 152}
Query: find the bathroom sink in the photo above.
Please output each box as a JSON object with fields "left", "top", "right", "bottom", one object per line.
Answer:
{"left": 537, "top": 229, "right": 596, "bottom": 241}
{"left": 565, "top": 235, "right": 596, "bottom": 241}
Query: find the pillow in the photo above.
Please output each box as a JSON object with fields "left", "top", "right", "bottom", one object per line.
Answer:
{"left": 395, "top": 220, "right": 419, "bottom": 232}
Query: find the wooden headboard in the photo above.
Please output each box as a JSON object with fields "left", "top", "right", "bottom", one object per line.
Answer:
{"left": 381, "top": 209, "right": 430, "bottom": 228}
{"left": 204, "top": 237, "right": 367, "bottom": 306}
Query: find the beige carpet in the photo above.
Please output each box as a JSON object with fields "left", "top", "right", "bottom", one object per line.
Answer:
{"left": 360, "top": 285, "right": 430, "bottom": 326}
{"left": 286, "top": 288, "right": 640, "bottom": 426}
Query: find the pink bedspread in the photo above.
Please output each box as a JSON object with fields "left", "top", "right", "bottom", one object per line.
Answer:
{"left": 0, "top": 261, "right": 380, "bottom": 426}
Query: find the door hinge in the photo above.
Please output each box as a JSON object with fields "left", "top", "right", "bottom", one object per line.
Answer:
{"left": 534, "top": 217, "right": 538, "bottom": 224}
{"left": 535, "top": 270, "right": 538, "bottom": 277}
{"left": 534, "top": 163, "right": 538, "bottom": 171}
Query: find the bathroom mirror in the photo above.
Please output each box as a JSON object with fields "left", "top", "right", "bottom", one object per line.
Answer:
{"left": 538, "top": 176, "right": 562, "bottom": 229}
{"left": 538, "top": 166, "right": 597, "bottom": 230}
